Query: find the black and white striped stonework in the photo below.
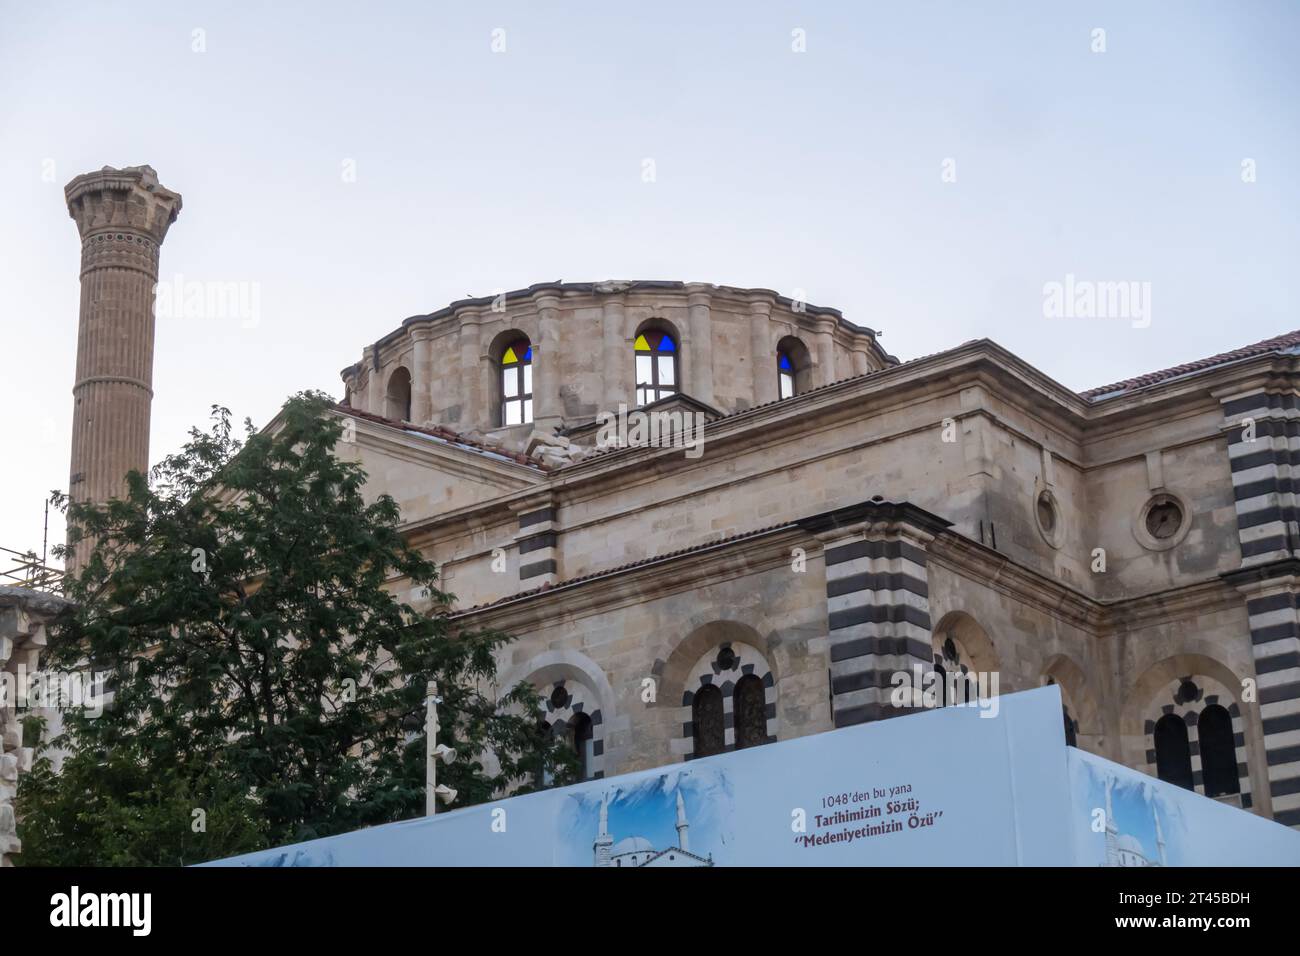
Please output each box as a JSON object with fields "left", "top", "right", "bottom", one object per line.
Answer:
{"left": 679, "top": 644, "right": 777, "bottom": 759}
{"left": 516, "top": 505, "right": 558, "bottom": 585}
{"left": 1222, "top": 389, "right": 1300, "bottom": 826}
{"left": 823, "top": 532, "right": 933, "bottom": 727}
{"left": 1143, "top": 676, "right": 1253, "bottom": 810}
{"left": 1223, "top": 391, "right": 1300, "bottom": 565}
{"left": 542, "top": 679, "right": 605, "bottom": 780}
{"left": 1244, "top": 588, "right": 1300, "bottom": 826}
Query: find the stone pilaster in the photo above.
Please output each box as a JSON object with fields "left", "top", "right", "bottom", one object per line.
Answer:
{"left": 533, "top": 294, "right": 563, "bottom": 432}
{"left": 363, "top": 345, "right": 382, "bottom": 415}
{"left": 1221, "top": 389, "right": 1300, "bottom": 566}
{"left": 602, "top": 293, "right": 628, "bottom": 411}
{"left": 686, "top": 287, "right": 714, "bottom": 406}
{"left": 457, "top": 309, "right": 484, "bottom": 426}
{"left": 851, "top": 345, "right": 871, "bottom": 377}
{"left": 1219, "top": 387, "right": 1300, "bottom": 826}
{"left": 513, "top": 499, "right": 560, "bottom": 588}
{"left": 814, "top": 317, "right": 837, "bottom": 387}
{"left": 748, "top": 299, "right": 776, "bottom": 405}
{"left": 800, "top": 502, "right": 949, "bottom": 728}
{"left": 1228, "top": 573, "right": 1300, "bottom": 827}
{"left": 64, "top": 165, "right": 181, "bottom": 571}
{"left": 410, "top": 326, "right": 435, "bottom": 424}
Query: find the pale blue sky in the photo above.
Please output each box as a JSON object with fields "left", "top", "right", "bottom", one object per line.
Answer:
{"left": 1, "top": 1, "right": 1296, "bottom": 561}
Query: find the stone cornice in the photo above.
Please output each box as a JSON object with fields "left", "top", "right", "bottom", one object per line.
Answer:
{"left": 443, "top": 506, "right": 1239, "bottom": 639}
{"left": 449, "top": 523, "right": 805, "bottom": 631}
{"left": 340, "top": 280, "right": 893, "bottom": 377}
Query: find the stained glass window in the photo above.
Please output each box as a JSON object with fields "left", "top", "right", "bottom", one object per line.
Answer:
{"left": 635, "top": 330, "right": 678, "bottom": 406}
{"left": 778, "top": 350, "right": 795, "bottom": 400}
{"left": 500, "top": 338, "right": 533, "bottom": 426}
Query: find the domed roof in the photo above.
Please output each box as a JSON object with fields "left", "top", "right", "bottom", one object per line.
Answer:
{"left": 612, "top": 836, "right": 654, "bottom": 855}
{"left": 1116, "top": 835, "right": 1146, "bottom": 856}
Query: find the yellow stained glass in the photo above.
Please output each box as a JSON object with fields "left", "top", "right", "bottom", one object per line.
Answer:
{"left": 502, "top": 346, "right": 518, "bottom": 364}
{"left": 634, "top": 334, "right": 650, "bottom": 351}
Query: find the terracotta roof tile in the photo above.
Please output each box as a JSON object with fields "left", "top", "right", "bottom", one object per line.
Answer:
{"left": 1081, "top": 329, "right": 1300, "bottom": 400}
{"left": 451, "top": 520, "right": 796, "bottom": 615}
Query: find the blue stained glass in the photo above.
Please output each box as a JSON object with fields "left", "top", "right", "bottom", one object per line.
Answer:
{"left": 658, "top": 334, "right": 675, "bottom": 352}
{"left": 778, "top": 352, "right": 793, "bottom": 370}
{"left": 523, "top": 346, "right": 533, "bottom": 362}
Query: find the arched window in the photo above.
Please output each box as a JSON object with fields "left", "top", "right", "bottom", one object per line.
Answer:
{"left": 775, "top": 336, "right": 812, "bottom": 398}
{"left": 385, "top": 366, "right": 412, "bottom": 421}
{"left": 1154, "top": 714, "right": 1194, "bottom": 790}
{"left": 734, "top": 675, "right": 767, "bottom": 749}
{"left": 778, "top": 350, "right": 796, "bottom": 399}
{"left": 691, "top": 684, "right": 724, "bottom": 758}
{"left": 535, "top": 716, "right": 553, "bottom": 787}
{"left": 1198, "top": 704, "right": 1240, "bottom": 797}
{"left": 500, "top": 338, "right": 533, "bottom": 426}
{"left": 570, "top": 711, "right": 594, "bottom": 780}
{"left": 634, "top": 329, "right": 678, "bottom": 406}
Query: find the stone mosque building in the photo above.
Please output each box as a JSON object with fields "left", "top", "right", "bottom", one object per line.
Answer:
{"left": 336, "top": 274, "right": 1300, "bottom": 831}
{"left": 4, "top": 165, "right": 1300, "bottom": 865}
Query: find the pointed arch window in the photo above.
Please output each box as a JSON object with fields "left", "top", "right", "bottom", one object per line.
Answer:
{"left": 778, "top": 351, "right": 796, "bottom": 400}
{"left": 635, "top": 330, "right": 678, "bottom": 406}
{"left": 734, "top": 675, "right": 767, "bottom": 749}
{"left": 500, "top": 338, "right": 533, "bottom": 426}
{"left": 1154, "top": 714, "right": 1194, "bottom": 790}
{"left": 691, "top": 684, "right": 724, "bottom": 758}
{"left": 570, "top": 711, "right": 595, "bottom": 780}
{"left": 1198, "top": 704, "right": 1240, "bottom": 797}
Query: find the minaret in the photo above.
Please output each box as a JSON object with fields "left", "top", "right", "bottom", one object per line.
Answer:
{"left": 1103, "top": 779, "right": 1120, "bottom": 867}
{"left": 64, "top": 166, "right": 182, "bottom": 571}
{"left": 593, "top": 791, "right": 613, "bottom": 867}
{"left": 675, "top": 790, "right": 690, "bottom": 852}
{"left": 1153, "top": 804, "right": 1167, "bottom": 867}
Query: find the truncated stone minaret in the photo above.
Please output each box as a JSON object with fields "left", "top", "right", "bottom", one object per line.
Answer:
{"left": 64, "top": 166, "right": 182, "bottom": 570}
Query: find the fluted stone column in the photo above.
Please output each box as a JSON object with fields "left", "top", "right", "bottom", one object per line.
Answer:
{"left": 748, "top": 299, "right": 776, "bottom": 405}
{"left": 686, "top": 288, "right": 715, "bottom": 405}
{"left": 602, "top": 293, "right": 628, "bottom": 411}
{"left": 64, "top": 165, "right": 182, "bottom": 572}
{"left": 410, "top": 326, "right": 435, "bottom": 424}
{"left": 533, "top": 294, "right": 563, "bottom": 432}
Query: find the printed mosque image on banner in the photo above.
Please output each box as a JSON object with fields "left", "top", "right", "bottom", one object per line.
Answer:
{"left": 557, "top": 766, "right": 732, "bottom": 867}
{"left": 1072, "top": 757, "right": 1186, "bottom": 867}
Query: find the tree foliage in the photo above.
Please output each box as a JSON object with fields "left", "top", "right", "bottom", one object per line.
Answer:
{"left": 18, "top": 392, "right": 574, "bottom": 865}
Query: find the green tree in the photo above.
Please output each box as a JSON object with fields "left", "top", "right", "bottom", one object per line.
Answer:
{"left": 17, "top": 392, "right": 575, "bottom": 866}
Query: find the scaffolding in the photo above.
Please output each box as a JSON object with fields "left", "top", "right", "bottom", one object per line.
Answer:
{"left": 0, "top": 545, "right": 63, "bottom": 593}
{"left": 0, "top": 501, "right": 64, "bottom": 593}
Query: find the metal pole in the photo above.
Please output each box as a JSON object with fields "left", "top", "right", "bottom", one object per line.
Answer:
{"left": 426, "top": 680, "right": 438, "bottom": 816}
